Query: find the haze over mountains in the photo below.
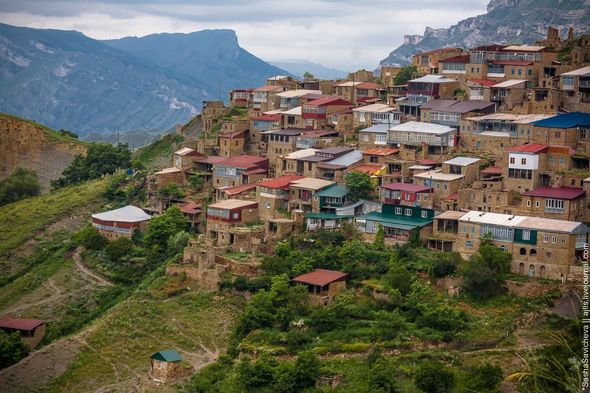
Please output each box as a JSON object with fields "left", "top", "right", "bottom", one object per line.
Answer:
{"left": 0, "top": 24, "right": 287, "bottom": 137}
{"left": 269, "top": 60, "right": 348, "bottom": 80}
{"left": 379, "top": 0, "right": 590, "bottom": 66}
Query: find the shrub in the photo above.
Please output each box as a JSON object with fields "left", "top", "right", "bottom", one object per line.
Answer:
{"left": 369, "top": 357, "right": 400, "bottom": 393}
{"left": 0, "top": 330, "right": 28, "bottom": 369}
{"left": 76, "top": 225, "right": 106, "bottom": 250}
{"left": 0, "top": 167, "right": 41, "bottom": 206}
{"left": 105, "top": 237, "right": 134, "bottom": 263}
{"left": 432, "top": 258, "right": 457, "bottom": 278}
{"left": 465, "top": 363, "right": 503, "bottom": 391}
{"left": 414, "top": 361, "right": 455, "bottom": 393}
{"left": 385, "top": 265, "right": 415, "bottom": 296}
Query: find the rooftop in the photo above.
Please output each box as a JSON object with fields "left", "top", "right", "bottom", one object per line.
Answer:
{"left": 357, "top": 211, "right": 432, "bottom": 230}
{"left": 503, "top": 44, "right": 545, "bottom": 52}
{"left": 289, "top": 177, "right": 335, "bottom": 191}
{"left": 346, "top": 163, "right": 386, "bottom": 175}
{"left": 389, "top": 121, "right": 455, "bottom": 135}
{"left": 532, "top": 112, "right": 590, "bottom": 129}
{"left": 280, "top": 106, "right": 303, "bottom": 116}
{"left": 420, "top": 99, "right": 496, "bottom": 113}
{"left": 254, "top": 85, "right": 284, "bottom": 92}
{"left": 493, "top": 79, "right": 527, "bottom": 88}
{"left": 522, "top": 187, "right": 585, "bottom": 200}
{"left": 155, "top": 167, "right": 182, "bottom": 175}
{"left": 352, "top": 103, "right": 398, "bottom": 113}
{"left": 178, "top": 202, "right": 202, "bottom": 214}
{"left": 208, "top": 199, "right": 258, "bottom": 210}
{"left": 282, "top": 148, "right": 318, "bottom": 159}
{"left": 459, "top": 211, "right": 526, "bottom": 227}
{"left": 465, "top": 113, "right": 552, "bottom": 124}
{"left": 444, "top": 157, "right": 480, "bottom": 166}
{"left": 305, "top": 96, "right": 351, "bottom": 106}
{"left": 216, "top": 155, "right": 268, "bottom": 169}
{"left": 276, "top": 89, "right": 322, "bottom": 98}
{"left": 362, "top": 148, "right": 399, "bottom": 156}
{"left": 358, "top": 123, "right": 389, "bottom": 134}
{"left": 292, "top": 269, "right": 349, "bottom": 286}
{"left": 151, "top": 349, "right": 182, "bottom": 363}
{"left": 434, "top": 210, "right": 466, "bottom": 220}
{"left": 221, "top": 183, "right": 258, "bottom": 195}
{"left": 92, "top": 205, "right": 151, "bottom": 223}
{"left": 414, "top": 169, "right": 464, "bottom": 181}
{"left": 481, "top": 166, "right": 503, "bottom": 175}
{"left": 258, "top": 174, "right": 305, "bottom": 189}
{"left": 0, "top": 316, "right": 45, "bottom": 331}
{"left": 507, "top": 143, "right": 549, "bottom": 153}
{"left": 562, "top": 66, "right": 590, "bottom": 76}
{"left": 175, "top": 147, "right": 201, "bottom": 156}
{"left": 409, "top": 75, "right": 457, "bottom": 84}
{"left": 316, "top": 183, "right": 349, "bottom": 198}
{"left": 381, "top": 182, "right": 432, "bottom": 193}
{"left": 457, "top": 210, "right": 588, "bottom": 234}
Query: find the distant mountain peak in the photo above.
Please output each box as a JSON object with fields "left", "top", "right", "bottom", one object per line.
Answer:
{"left": 378, "top": 0, "right": 590, "bottom": 66}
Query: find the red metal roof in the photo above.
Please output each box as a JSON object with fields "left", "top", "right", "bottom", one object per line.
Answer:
{"left": 470, "top": 79, "right": 497, "bottom": 87}
{"left": 381, "top": 182, "right": 433, "bottom": 193}
{"left": 416, "top": 159, "right": 438, "bottom": 165}
{"left": 292, "top": 269, "right": 349, "bottom": 286}
{"left": 258, "top": 175, "right": 305, "bottom": 190}
{"left": 362, "top": 148, "right": 399, "bottom": 156}
{"left": 217, "top": 155, "right": 268, "bottom": 170}
{"left": 356, "top": 82, "right": 382, "bottom": 90}
{"left": 306, "top": 96, "right": 351, "bottom": 107}
{"left": 440, "top": 55, "right": 470, "bottom": 63}
{"left": 548, "top": 145, "right": 575, "bottom": 155}
{"left": 0, "top": 317, "right": 44, "bottom": 331}
{"left": 222, "top": 183, "right": 258, "bottom": 195}
{"left": 195, "top": 156, "right": 226, "bottom": 165}
{"left": 254, "top": 85, "right": 284, "bottom": 92}
{"left": 356, "top": 96, "right": 381, "bottom": 103}
{"left": 219, "top": 129, "right": 247, "bottom": 139}
{"left": 522, "top": 187, "right": 585, "bottom": 200}
{"left": 253, "top": 114, "right": 281, "bottom": 122}
{"left": 179, "top": 202, "right": 202, "bottom": 214}
{"left": 480, "top": 166, "right": 503, "bottom": 175}
{"left": 507, "top": 143, "right": 548, "bottom": 153}
{"left": 242, "top": 168, "right": 268, "bottom": 175}
{"left": 346, "top": 163, "right": 383, "bottom": 175}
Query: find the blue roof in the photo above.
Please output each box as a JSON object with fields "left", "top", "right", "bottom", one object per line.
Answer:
{"left": 532, "top": 112, "right": 590, "bottom": 129}
{"left": 151, "top": 349, "right": 182, "bottom": 362}
{"left": 316, "top": 183, "right": 349, "bottom": 198}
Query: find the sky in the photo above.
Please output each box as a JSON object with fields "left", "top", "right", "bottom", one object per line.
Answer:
{"left": 0, "top": 0, "right": 489, "bottom": 71}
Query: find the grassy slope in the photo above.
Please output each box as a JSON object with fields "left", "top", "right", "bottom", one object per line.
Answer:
{"left": 0, "top": 178, "right": 107, "bottom": 257}
{"left": 0, "top": 112, "right": 85, "bottom": 145}
{"left": 48, "top": 275, "right": 244, "bottom": 392}
{"left": 132, "top": 133, "right": 184, "bottom": 170}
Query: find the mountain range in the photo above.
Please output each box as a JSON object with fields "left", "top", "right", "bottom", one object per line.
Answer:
{"left": 379, "top": 0, "right": 590, "bottom": 66}
{"left": 269, "top": 60, "right": 348, "bottom": 80}
{"left": 0, "top": 24, "right": 287, "bottom": 137}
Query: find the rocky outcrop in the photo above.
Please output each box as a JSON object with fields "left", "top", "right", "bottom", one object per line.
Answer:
{"left": 379, "top": 0, "right": 590, "bottom": 66}
{"left": 0, "top": 115, "right": 86, "bottom": 191}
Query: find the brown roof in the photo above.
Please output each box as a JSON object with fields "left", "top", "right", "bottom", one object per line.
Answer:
{"left": 481, "top": 166, "right": 503, "bottom": 175}
{"left": 292, "top": 269, "right": 349, "bottom": 286}
{"left": 362, "top": 148, "right": 399, "bottom": 156}
{"left": 179, "top": 202, "right": 202, "bottom": 214}
{"left": 221, "top": 183, "right": 258, "bottom": 195}
{"left": 258, "top": 175, "right": 305, "bottom": 190}
{"left": 0, "top": 316, "right": 45, "bottom": 331}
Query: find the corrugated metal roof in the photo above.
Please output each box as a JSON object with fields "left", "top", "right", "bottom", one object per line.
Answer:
{"left": 358, "top": 123, "right": 389, "bottom": 134}
{"left": 258, "top": 175, "right": 305, "bottom": 189}
{"left": 493, "top": 79, "right": 526, "bottom": 88}
{"left": 0, "top": 317, "right": 44, "bottom": 331}
{"left": 503, "top": 45, "right": 545, "bottom": 52}
{"left": 352, "top": 103, "right": 397, "bottom": 113}
{"left": 562, "top": 66, "right": 590, "bottom": 76}
{"left": 325, "top": 150, "right": 363, "bottom": 166}
{"left": 280, "top": 106, "right": 302, "bottom": 115}
{"left": 522, "top": 187, "right": 585, "bottom": 200}
{"left": 289, "top": 178, "right": 335, "bottom": 191}
{"left": 507, "top": 143, "right": 549, "bottom": 153}
{"left": 459, "top": 211, "right": 526, "bottom": 227}
{"left": 414, "top": 170, "right": 463, "bottom": 181}
{"left": 518, "top": 217, "right": 588, "bottom": 234}
{"left": 151, "top": 349, "right": 182, "bottom": 362}
{"left": 409, "top": 75, "right": 457, "bottom": 83}
{"left": 276, "top": 89, "right": 322, "bottom": 98}
{"left": 208, "top": 199, "right": 257, "bottom": 210}
{"left": 381, "top": 183, "right": 432, "bottom": 193}
{"left": 293, "top": 269, "right": 348, "bottom": 286}
{"left": 390, "top": 121, "right": 455, "bottom": 135}
{"left": 444, "top": 157, "right": 480, "bottom": 166}
{"left": 435, "top": 210, "right": 466, "bottom": 220}
{"left": 282, "top": 149, "right": 318, "bottom": 159}
{"left": 92, "top": 205, "right": 151, "bottom": 223}
{"left": 316, "top": 183, "right": 349, "bottom": 198}
{"left": 533, "top": 112, "right": 590, "bottom": 129}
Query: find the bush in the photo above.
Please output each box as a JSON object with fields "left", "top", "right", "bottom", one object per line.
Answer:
{"left": 369, "top": 357, "right": 400, "bottom": 393}
{"left": 385, "top": 265, "right": 415, "bottom": 296}
{"left": 0, "top": 330, "right": 28, "bottom": 369}
{"left": 414, "top": 361, "right": 455, "bottom": 393}
{"left": 76, "top": 225, "right": 106, "bottom": 250}
{"left": 185, "top": 355, "right": 232, "bottom": 393}
{"left": 432, "top": 258, "right": 457, "bottom": 278}
{"left": 0, "top": 167, "right": 41, "bottom": 206}
{"left": 105, "top": 237, "right": 134, "bottom": 263}
{"left": 464, "top": 363, "right": 503, "bottom": 391}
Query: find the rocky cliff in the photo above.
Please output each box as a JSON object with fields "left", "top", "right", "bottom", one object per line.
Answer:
{"left": 379, "top": 0, "right": 590, "bottom": 66}
{"left": 0, "top": 114, "right": 86, "bottom": 191}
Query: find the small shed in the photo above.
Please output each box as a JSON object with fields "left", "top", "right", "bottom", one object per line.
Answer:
{"left": 150, "top": 349, "right": 193, "bottom": 383}
{"left": 0, "top": 316, "right": 45, "bottom": 349}
{"left": 292, "top": 269, "right": 349, "bottom": 306}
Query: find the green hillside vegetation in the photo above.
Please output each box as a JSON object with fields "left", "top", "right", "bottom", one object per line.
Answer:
{"left": 132, "top": 133, "right": 185, "bottom": 169}
{"left": 0, "top": 167, "right": 41, "bottom": 206}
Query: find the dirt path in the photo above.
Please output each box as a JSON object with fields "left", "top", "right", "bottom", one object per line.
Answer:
{"left": 73, "top": 247, "right": 113, "bottom": 287}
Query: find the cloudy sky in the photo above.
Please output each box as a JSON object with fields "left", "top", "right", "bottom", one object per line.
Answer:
{"left": 0, "top": 0, "right": 489, "bottom": 70}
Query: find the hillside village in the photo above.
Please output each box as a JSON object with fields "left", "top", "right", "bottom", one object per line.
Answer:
{"left": 0, "top": 25, "right": 589, "bottom": 393}
{"left": 110, "top": 27, "right": 590, "bottom": 291}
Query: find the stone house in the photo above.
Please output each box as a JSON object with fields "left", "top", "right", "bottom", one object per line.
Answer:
{"left": 218, "top": 129, "right": 248, "bottom": 157}
{"left": 380, "top": 182, "right": 433, "bottom": 209}
{"left": 250, "top": 85, "right": 284, "bottom": 112}
{"left": 216, "top": 183, "right": 258, "bottom": 202}
{"left": 412, "top": 47, "right": 465, "bottom": 75}
{"left": 361, "top": 148, "right": 399, "bottom": 165}
{"left": 274, "top": 148, "right": 318, "bottom": 177}
{"left": 399, "top": 75, "right": 459, "bottom": 118}
{"left": 380, "top": 66, "right": 402, "bottom": 88}
{"left": 352, "top": 103, "right": 401, "bottom": 129}
{"left": 150, "top": 349, "right": 193, "bottom": 383}
{"left": 280, "top": 106, "right": 305, "bottom": 129}
{"left": 503, "top": 143, "right": 550, "bottom": 191}
{"left": 212, "top": 155, "right": 268, "bottom": 189}
{"left": 419, "top": 100, "right": 496, "bottom": 131}
{"left": 91, "top": 205, "right": 151, "bottom": 240}
{"left": 302, "top": 96, "right": 351, "bottom": 130}
{"left": 531, "top": 112, "right": 590, "bottom": 154}
{"left": 173, "top": 148, "right": 205, "bottom": 170}
{"left": 266, "top": 75, "right": 299, "bottom": 90}
{"left": 265, "top": 128, "right": 304, "bottom": 163}
{"left": 292, "top": 269, "right": 349, "bottom": 306}
{"left": 256, "top": 175, "right": 304, "bottom": 220}
{"left": 0, "top": 317, "right": 45, "bottom": 349}
{"left": 518, "top": 186, "right": 585, "bottom": 221}
{"left": 561, "top": 66, "right": 590, "bottom": 113}
{"left": 490, "top": 79, "right": 527, "bottom": 111}
{"left": 434, "top": 210, "right": 589, "bottom": 282}
{"left": 358, "top": 124, "right": 389, "bottom": 148}
{"left": 206, "top": 199, "right": 259, "bottom": 247}
{"left": 229, "top": 88, "right": 253, "bottom": 107}
{"left": 355, "top": 204, "right": 436, "bottom": 243}
{"left": 288, "top": 177, "right": 336, "bottom": 212}
{"left": 388, "top": 121, "right": 457, "bottom": 158}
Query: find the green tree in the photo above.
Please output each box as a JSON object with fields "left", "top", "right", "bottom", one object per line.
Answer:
{"left": 385, "top": 265, "right": 415, "bottom": 296}
{"left": 52, "top": 143, "right": 132, "bottom": 189}
{"left": 369, "top": 357, "right": 400, "bottom": 393}
{"left": 408, "top": 226, "right": 422, "bottom": 248}
{"left": 0, "top": 167, "right": 41, "bottom": 206}
{"left": 0, "top": 330, "right": 28, "bottom": 369}
{"left": 144, "top": 206, "right": 187, "bottom": 255}
{"left": 303, "top": 71, "right": 315, "bottom": 79}
{"left": 344, "top": 172, "right": 373, "bottom": 201}
{"left": 462, "top": 234, "right": 511, "bottom": 299}
{"left": 414, "top": 361, "right": 455, "bottom": 393}
{"left": 105, "top": 237, "right": 134, "bottom": 263}
{"left": 76, "top": 225, "right": 107, "bottom": 250}
{"left": 374, "top": 224, "right": 385, "bottom": 250}
{"left": 394, "top": 65, "right": 418, "bottom": 85}
{"left": 465, "top": 363, "right": 503, "bottom": 392}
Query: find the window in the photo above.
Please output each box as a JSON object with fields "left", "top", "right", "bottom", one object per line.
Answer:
{"left": 555, "top": 131, "right": 561, "bottom": 139}
{"left": 470, "top": 226, "right": 475, "bottom": 234}
{"left": 560, "top": 157, "right": 565, "bottom": 165}
{"left": 395, "top": 207, "right": 402, "bottom": 215}
{"left": 466, "top": 240, "right": 473, "bottom": 247}
{"left": 530, "top": 249, "right": 537, "bottom": 256}
{"left": 535, "top": 201, "right": 540, "bottom": 208}
{"left": 561, "top": 236, "right": 566, "bottom": 244}
{"left": 405, "top": 193, "right": 411, "bottom": 201}
{"left": 518, "top": 69, "right": 522, "bottom": 75}
{"left": 527, "top": 69, "right": 532, "bottom": 76}
{"left": 526, "top": 200, "right": 531, "bottom": 207}
{"left": 522, "top": 230, "right": 531, "bottom": 240}
{"left": 551, "top": 236, "right": 557, "bottom": 243}
{"left": 519, "top": 247, "right": 526, "bottom": 255}
{"left": 232, "top": 213, "right": 239, "bottom": 219}
{"left": 543, "top": 235, "right": 548, "bottom": 243}
{"left": 545, "top": 198, "right": 564, "bottom": 211}
{"left": 521, "top": 158, "right": 526, "bottom": 165}
{"left": 405, "top": 208, "right": 412, "bottom": 216}
{"left": 510, "top": 157, "right": 515, "bottom": 164}
{"left": 421, "top": 211, "right": 428, "bottom": 218}
{"left": 499, "top": 245, "right": 507, "bottom": 252}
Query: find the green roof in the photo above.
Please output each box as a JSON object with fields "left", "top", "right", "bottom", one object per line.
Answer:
{"left": 151, "top": 349, "right": 182, "bottom": 362}
{"left": 306, "top": 212, "right": 354, "bottom": 219}
{"left": 315, "top": 183, "right": 349, "bottom": 198}
{"left": 357, "top": 211, "right": 432, "bottom": 230}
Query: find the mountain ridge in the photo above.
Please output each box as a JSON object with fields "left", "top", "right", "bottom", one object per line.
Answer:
{"left": 379, "top": 0, "right": 590, "bottom": 66}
